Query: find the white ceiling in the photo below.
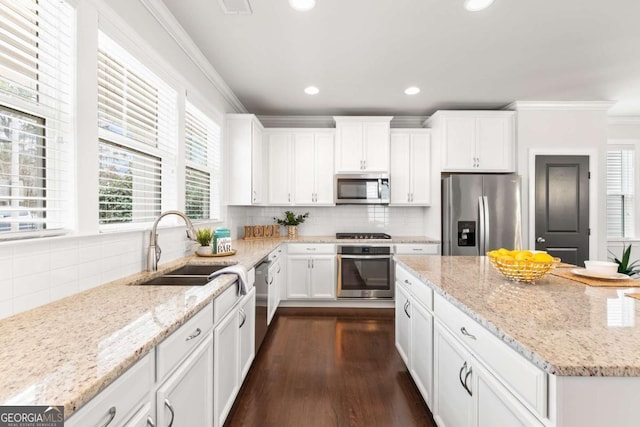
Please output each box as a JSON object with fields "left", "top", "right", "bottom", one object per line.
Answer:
{"left": 160, "top": 0, "right": 640, "bottom": 117}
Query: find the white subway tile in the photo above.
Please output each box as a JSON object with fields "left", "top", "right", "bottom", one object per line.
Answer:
{"left": 13, "top": 253, "right": 50, "bottom": 278}
{"left": 50, "top": 265, "right": 78, "bottom": 288}
{"left": 13, "top": 271, "right": 50, "bottom": 297}
{"left": 13, "top": 289, "right": 50, "bottom": 313}
{"left": 0, "top": 299, "right": 12, "bottom": 320}
{"left": 50, "top": 282, "right": 78, "bottom": 301}
{"left": 0, "top": 278, "right": 12, "bottom": 302}
{"left": 50, "top": 246, "right": 79, "bottom": 269}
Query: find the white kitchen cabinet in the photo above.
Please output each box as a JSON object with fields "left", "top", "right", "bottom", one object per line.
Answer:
{"left": 427, "top": 111, "right": 515, "bottom": 172}
{"left": 287, "top": 244, "right": 336, "bottom": 299}
{"left": 227, "top": 114, "right": 265, "bottom": 205}
{"left": 266, "top": 129, "right": 335, "bottom": 206}
{"left": 239, "top": 288, "right": 256, "bottom": 381}
{"left": 395, "top": 282, "right": 411, "bottom": 365}
{"left": 334, "top": 116, "right": 392, "bottom": 173}
{"left": 267, "top": 257, "right": 281, "bottom": 323}
{"left": 156, "top": 334, "right": 214, "bottom": 427}
{"left": 390, "top": 129, "right": 431, "bottom": 205}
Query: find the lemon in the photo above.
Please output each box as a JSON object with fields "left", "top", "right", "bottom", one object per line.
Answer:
{"left": 514, "top": 250, "right": 533, "bottom": 260}
{"left": 532, "top": 252, "right": 554, "bottom": 263}
{"left": 487, "top": 250, "right": 499, "bottom": 258}
{"left": 497, "top": 248, "right": 510, "bottom": 255}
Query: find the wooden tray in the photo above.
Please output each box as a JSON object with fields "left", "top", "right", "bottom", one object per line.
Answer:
{"left": 195, "top": 249, "right": 237, "bottom": 257}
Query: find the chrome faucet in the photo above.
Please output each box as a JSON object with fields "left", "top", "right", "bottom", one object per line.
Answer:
{"left": 147, "top": 210, "right": 198, "bottom": 271}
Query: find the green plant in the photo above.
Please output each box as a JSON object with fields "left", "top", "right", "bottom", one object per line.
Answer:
{"left": 608, "top": 244, "right": 640, "bottom": 277}
{"left": 273, "top": 211, "right": 309, "bottom": 227}
{"left": 195, "top": 227, "right": 213, "bottom": 246}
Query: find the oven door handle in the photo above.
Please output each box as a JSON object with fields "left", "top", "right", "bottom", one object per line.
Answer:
{"left": 338, "top": 255, "right": 392, "bottom": 259}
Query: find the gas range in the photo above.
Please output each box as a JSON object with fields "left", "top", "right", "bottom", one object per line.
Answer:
{"left": 335, "top": 232, "right": 392, "bottom": 240}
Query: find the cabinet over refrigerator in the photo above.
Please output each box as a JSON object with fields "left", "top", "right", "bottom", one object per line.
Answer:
{"left": 442, "top": 174, "right": 523, "bottom": 255}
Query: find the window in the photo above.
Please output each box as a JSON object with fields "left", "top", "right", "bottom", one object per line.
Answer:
{"left": 0, "top": 0, "right": 74, "bottom": 236}
{"left": 97, "top": 32, "right": 176, "bottom": 227}
{"left": 607, "top": 148, "right": 635, "bottom": 238}
{"left": 184, "top": 102, "right": 221, "bottom": 221}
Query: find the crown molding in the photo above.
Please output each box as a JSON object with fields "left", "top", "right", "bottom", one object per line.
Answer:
{"left": 505, "top": 101, "right": 616, "bottom": 111}
{"left": 138, "top": 0, "right": 247, "bottom": 113}
{"left": 390, "top": 116, "right": 429, "bottom": 128}
{"left": 608, "top": 116, "right": 640, "bottom": 126}
{"left": 258, "top": 116, "right": 335, "bottom": 128}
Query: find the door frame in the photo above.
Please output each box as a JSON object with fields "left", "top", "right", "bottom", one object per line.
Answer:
{"left": 528, "top": 148, "right": 599, "bottom": 261}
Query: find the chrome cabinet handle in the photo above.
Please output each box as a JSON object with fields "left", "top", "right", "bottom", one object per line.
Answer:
{"left": 460, "top": 327, "right": 477, "bottom": 340}
{"left": 403, "top": 300, "right": 410, "bottom": 318}
{"left": 147, "top": 417, "right": 156, "bottom": 427}
{"left": 269, "top": 277, "right": 274, "bottom": 286}
{"left": 464, "top": 366, "right": 473, "bottom": 396}
{"left": 288, "top": 193, "right": 291, "bottom": 203}
{"left": 164, "top": 399, "right": 175, "bottom": 427}
{"left": 459, "top": 361, "right": 467, "bottom": 392}
{"left": 307, "top": 247, "right": 317, "bottom": 251}
{"left": 185, "top": 328, "right": 202, "bottom": 341}
{"left": 277, "top": 266, "right": 281, "bottom": 274}
{"left": 408, "top": 193, "right": 410, "bottom": 202}
{"left": 100, "top": 407, "right": 116, "bottom": 427}
{"left": 412, "top": 248, "right": 423, "bottom": 252}
{"left": 239, "top": 308, "right": 247, "bottom": 328}
{"left": 404, "top": 279, "right": 412, "bottom": 285}
{"left": 311, "top": 259, "right": 314, "bottom": 268}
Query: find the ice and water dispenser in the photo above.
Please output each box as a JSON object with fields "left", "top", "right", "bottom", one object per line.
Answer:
{"left": 457, "top": 221, "right": 476, "bottom": 247}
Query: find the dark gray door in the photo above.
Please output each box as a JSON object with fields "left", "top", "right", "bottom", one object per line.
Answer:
{"left": 535, "top": 155, "right": 589, "bottom": 266}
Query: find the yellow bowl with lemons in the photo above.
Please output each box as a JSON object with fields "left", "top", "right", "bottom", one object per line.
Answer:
{"left": 487, "top": 249, "right": 560, "bottom": 283}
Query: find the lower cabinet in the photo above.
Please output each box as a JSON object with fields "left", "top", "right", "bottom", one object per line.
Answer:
{"left": 287, "top": 255, "right": 336, "bottom": 299}
{"left": 156, "top": 334, "right": 214, "bottom": 427}
{"left": 433, "top": 321, "right": 544, "bottom": 427}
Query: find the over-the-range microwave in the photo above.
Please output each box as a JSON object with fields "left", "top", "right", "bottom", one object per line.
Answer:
{"left": 335, "top": 174, "right": 390, "bottom": 205}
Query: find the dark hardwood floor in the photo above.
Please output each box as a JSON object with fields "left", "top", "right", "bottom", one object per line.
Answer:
{"left": 225, "top": 308, "right": 436, "bottom": 427}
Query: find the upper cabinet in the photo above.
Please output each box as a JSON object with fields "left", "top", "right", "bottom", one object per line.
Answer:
{"left": 334, "top": 116, "right": 392, "bottom": 173}
{"left": 266, "top": 129, "right": 335, "bottom": 206}
{"left": 227, "top": 114, "right": 265, "bottom": 205}
{"left": 390, "top": 129, "right": 431, "bottom": 206}
{"left": 427, "top": 111, "right": 515, "bottom": 173}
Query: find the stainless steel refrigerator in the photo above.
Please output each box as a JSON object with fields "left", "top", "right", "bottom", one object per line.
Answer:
{"left": 442, "top": 174, "right": 523, "bottom": 255}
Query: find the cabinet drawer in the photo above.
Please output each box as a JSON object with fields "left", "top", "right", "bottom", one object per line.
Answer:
{"left": 287, "top": 243, "right": 335, "bottom": 255}
{"left": 157, "top": 302, "right": 214, "bottom": 380}
{"left": 434, "top": 294, "right": 547, "bottom": 417}
{"left": 214, "top": 281, "right": 243, "bottom": 325}
{"left": 396, "top": 265, "right": 433, "bottom": 310}
{"left": 395, "top": 243, "right": 439, "bottom": 255}
{"left": 66, "top": 351, "right": 154, "bottom": 427}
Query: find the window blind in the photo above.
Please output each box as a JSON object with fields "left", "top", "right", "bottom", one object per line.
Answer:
{"left": 185, "top": 102, "right": 221, "bottom": 220}
{"left": 0, "top": 0, "right": 74, "bottom": 236}
{"left": 606, "top": 149, "right": 635, "bottom": 238}
{"left": 98, "top": 32, "right": 176, "bottom": 226}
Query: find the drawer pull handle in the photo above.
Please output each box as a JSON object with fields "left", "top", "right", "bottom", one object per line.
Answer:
{"left": 464, "top": 366, "right": 473, "bottom": 396}
{"left": 403, "top": 300, "right": 411, "bottom": 318}
{"left": 185, "top": 328, "right": 202, "bottom": 341}
{"left": 458, "top": 362, "right": 467, "bottom": 392}
{"left": 101, "top": 407, "right": 116, "bottom": 427}
{"left": 460, "top": 327, "right": 476, "bottom": 340}
{"left": 404, "top": 279, "right": 412, "bottom": 285}
{"left": 412, "top": 248, "right": 423, "bottom": 251}
{"left": 277, "top": 266, "right": 281, "bottom": 274}
{"left": 307, "top": 247, "right": 317, "bottom": 251}
{"left": 147, "top": 416, "right": 156, "bottom": 427}
{"left": 164, "top": 399, "right": 175, "bottom": 427}
{"left": 239, "top": 308, "right": 247, "bottom": 328}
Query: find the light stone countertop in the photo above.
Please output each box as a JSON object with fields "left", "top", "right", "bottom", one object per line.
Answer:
{"left": 0, "top": 235, "right": 437, "bottom": 419}
{"left": 395, "top": 255, "right": 640, "bottom": 377}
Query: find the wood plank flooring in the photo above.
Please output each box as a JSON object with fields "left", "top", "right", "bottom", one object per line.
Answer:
{"left": 225, "top": 308, "right": 436, "bottom": 427}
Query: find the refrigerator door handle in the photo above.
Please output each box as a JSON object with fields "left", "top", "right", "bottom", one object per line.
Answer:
{"left": 483, "top": 196, "right": 490, "bottom": 254}
{"left": 478, "top": 196, "right": 485, "bottom": 255}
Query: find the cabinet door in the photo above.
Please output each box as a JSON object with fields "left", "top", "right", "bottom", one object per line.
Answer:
{"left": 314, "top": 133, "right": 335, "bottom": 205}
{"left": 394, "top": 282, "right": 411, "bottom": 366}
{"left": 251, "top": 122, "right": 264, "bottom": 204}
{"left": 335, "top": 121, "right": 363, "bottom": 172}
{"left": 123, "top": 402, "right": 153, "bottom": 427}
{"left": 286, "top": 256, "right": 311, "bottom": 298}
{"left": 267, "top": 259, "right": 280, "bottom": 324}
{"left": 309, "top": 255, "right": 336, "bottom": 299}
{"left": 268, "top": 133, "right": 292, "bottom": 205}
{"left": 475, "top": 362, "right": 544, "bottom": 427}
{"left": 410, "top": 133, "right": 431, "bottom": 205}
{"left": 442, "top": 117, "right": 476, "bottom": 171}
{"left": 363, "top": 121, "right": 390, "bottom": 172}
{"left": 410, "top": 300, "right": 434, "bottom": 407}
{"left": 214, "top": 308, "right": 239, "bottom": 427}
{"left": 156, "top": 334, "right": 214, "bottom": 427}
{"left": 476, "top": 116, "right": 514, "bottom": 172}
{"left": 390, "top": 133, "right": 412, "bottom": 205}
{"left": 239, "top": 289, "right": 256, "bottom": 381}
{"left": 293, "top": 133, "right": 316, "bottom": 204}
{"left": 433, "top": 322, "right": 473, "bottom": 427}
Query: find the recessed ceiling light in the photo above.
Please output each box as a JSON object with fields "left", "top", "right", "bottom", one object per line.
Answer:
{"left": 304, "top": 86, "right": 319, "bottom": 95}
{"left": 464, "top": 0, "right": 495, "bottom": 11}
{"left": 405, "top": 86, "right": 420, "bottom": 95}
{"left": 289, "top": 0, "right": 316, "bottom": 11}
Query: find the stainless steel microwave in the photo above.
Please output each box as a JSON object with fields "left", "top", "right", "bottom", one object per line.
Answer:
{"left": 335, "top": 174, "right": 390, "bottom": 205}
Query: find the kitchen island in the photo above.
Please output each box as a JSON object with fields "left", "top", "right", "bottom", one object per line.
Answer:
{"left": 395, "top": 255, "right": 640, "bottom": 427}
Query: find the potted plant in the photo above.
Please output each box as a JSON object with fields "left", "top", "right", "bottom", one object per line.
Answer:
{"left": 195, "top": 227, "right": 213, "bottom": 255}
{"left": 609, "top": 243, "right": 640, "bottom": 277}
{"left": 273, "top": 211, "right": 309, "bottom": 239}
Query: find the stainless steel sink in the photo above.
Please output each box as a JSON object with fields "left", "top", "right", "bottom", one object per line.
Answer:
{"left": 139, "top": 265, "right": 228, "bottom": 286}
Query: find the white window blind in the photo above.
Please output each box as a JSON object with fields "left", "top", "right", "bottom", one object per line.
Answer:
{"left": 98, "top": 32, "right": 177, "bottom": 226}
{"left": 0, "top": 0, "right": 74, "bottom": 237}
{"left": 185, "top": 102, "right": 221, "bottom": 220}
{"left": 607, "top": 149, "right": 635, "bottom": 238}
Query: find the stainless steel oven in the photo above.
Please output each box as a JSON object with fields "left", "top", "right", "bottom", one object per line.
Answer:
{"left": 337, "top": 245, "right": 394, "bottom": 298}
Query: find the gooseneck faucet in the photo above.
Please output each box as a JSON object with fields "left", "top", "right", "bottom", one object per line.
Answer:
{"left": 147, "top": 210, "right": 198, "bottom": 271}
